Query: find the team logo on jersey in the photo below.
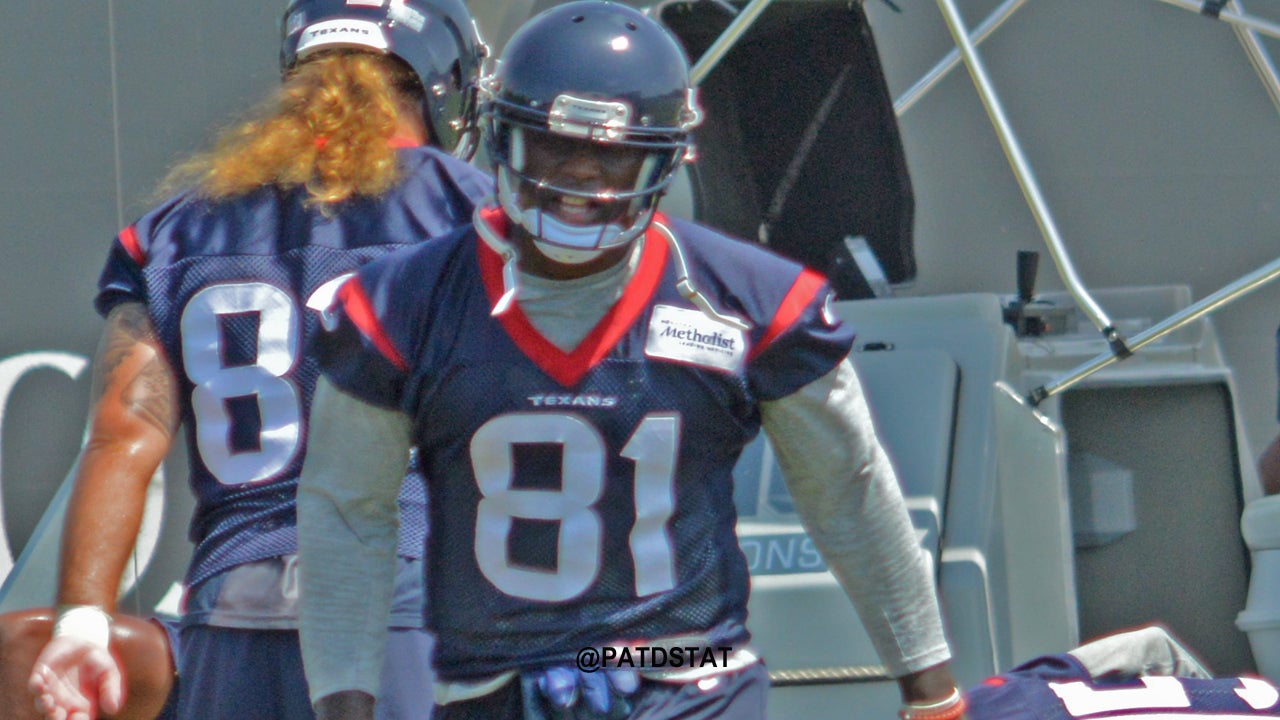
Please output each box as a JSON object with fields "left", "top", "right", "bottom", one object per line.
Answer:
{"left": 644, "top": 305, "right": 746, "bottom": 373}
{"left": 526, "top": 393, "right": 619, "bottom": 409}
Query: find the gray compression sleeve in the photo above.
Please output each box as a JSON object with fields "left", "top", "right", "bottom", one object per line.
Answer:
{"left": 297, "top": 377, "right": 414, "bottom": 703}
{"left": 760, "top": 357, "right": 952, "bottom": 677}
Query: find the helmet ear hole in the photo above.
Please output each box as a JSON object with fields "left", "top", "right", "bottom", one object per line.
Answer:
{"left": 449, "top": 59, "right": 462, "bottom": 93}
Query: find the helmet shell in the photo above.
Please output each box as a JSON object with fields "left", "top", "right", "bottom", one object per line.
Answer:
{"left": 480, "top": 2, "right": 703, "bottom": 258}
{"left": 484, "top": 1, "right": 700, "bottom": 149}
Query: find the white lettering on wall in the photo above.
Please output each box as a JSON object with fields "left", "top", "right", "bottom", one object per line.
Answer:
{"left": 0, "top": 352, "right": 89, "bottom": 582}
{"left": 0, "top": 351, "right": 166, "bottom": 597}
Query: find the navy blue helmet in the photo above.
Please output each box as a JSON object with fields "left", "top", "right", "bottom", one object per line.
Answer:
{"left": 480, "top": 1, "right": 703, "bottom": 257}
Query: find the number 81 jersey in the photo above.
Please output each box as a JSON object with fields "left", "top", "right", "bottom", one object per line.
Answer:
{"left": 318, "top": 208, "right": 856, "bottom": 680}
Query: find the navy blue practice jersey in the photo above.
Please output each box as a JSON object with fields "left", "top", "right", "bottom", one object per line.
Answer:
{"left": 967, "top": 653, "right": 1280, "bottom": 719}
{"left": 317, "top": 207, "right": 855, "bottom": 680}
{"left": 96, "top": 145, "right": 491, "bottom": 590}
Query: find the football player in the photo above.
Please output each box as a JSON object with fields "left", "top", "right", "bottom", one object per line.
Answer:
{"left": 967, "top": 625, "right": 1280, "bottom": 719}
{"left": 18, "top": 1, "right": 490, "bottom": 719}
{"left": 296, "top": 3, "right": 965, "bottom": 720}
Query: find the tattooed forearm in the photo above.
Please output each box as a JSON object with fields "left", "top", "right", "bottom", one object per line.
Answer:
{"left": 92, "top": 302, "right": 180, "bottom": 437}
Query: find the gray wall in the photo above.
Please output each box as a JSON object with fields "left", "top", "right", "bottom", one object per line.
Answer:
{"left": 0, "top": 1, "right": 280, "bottom": 597}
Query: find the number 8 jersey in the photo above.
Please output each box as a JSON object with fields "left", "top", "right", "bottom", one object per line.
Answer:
{"left": 95, "top": 146, "right": 489, "bottom": 594}
{"left": 316, "top": 207, "right": 856, "bottom": 680}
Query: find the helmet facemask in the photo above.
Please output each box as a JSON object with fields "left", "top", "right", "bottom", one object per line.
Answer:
{"left": 486, "top": 88, "right": 700, "bottom": 264}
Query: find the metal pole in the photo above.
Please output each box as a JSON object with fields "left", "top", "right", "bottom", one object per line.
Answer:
{"left": 1028, "top": 254, "right": 1280, "bottom": 405}
{"left": 894, "top": 0, "right": 1028, "bottom": 116}
{"left": 689, "top": 0, "right": 777, "bottom": 85}
{"left": 1227, "top": 0, "right": 1280, "bottom": 117}
{"left": 1152, "top": 0, "right": 1280, "bottom": 41}
{"left": 934, "top": 0, "right": 1127, "bottom": 355}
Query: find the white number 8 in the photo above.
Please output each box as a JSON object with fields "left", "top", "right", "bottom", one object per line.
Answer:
{"left": 181, "top": 282, "right": 302, "bottom": 486}
{"left": 471, "top": 412, "right": 679, "bottom": 602}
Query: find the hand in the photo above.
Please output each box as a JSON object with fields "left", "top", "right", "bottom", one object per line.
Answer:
{"left": 529, "top": 666, "right": 640, "bottom": 719}
{"left": 27, "top": 635, "right": 123, "bottom": 720}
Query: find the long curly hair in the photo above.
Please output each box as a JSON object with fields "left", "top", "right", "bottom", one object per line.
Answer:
{"left": 159, "top": 51, "right": 422, "bottom": 205}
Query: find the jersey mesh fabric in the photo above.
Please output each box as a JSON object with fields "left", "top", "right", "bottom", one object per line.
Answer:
{"left": 95, "top": 146, "right": 489, "bottom": 592}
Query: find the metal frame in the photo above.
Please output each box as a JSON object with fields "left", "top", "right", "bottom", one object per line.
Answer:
{"left": 667, "top": 0, "right": 1280, "bottom": 405}
{"left": 905, "top": 0, "right": 1280, "bottom": 404}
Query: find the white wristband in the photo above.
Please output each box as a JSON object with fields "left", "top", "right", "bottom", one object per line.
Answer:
{"left": 900, "top": 688, "right": 966, "bottom": 720}
{"left": 53, "top": 605, "right": 112, "bottom": 650}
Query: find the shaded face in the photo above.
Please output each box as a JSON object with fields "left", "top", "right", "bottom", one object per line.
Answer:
{"left": 517, "top": 129, "right": 649, "bottom": 229}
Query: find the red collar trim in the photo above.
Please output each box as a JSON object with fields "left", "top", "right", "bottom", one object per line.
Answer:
{"left": 477, "top": 213, "right": 670, "bottom": 387}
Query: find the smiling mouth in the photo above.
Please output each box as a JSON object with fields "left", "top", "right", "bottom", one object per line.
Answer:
{"left": 547, "top": 192, "right": 611, "bottom": 225}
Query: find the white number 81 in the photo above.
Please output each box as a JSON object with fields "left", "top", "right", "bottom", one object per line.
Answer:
{"left": 470, "top": 412, "right": 680, "bottom": 602}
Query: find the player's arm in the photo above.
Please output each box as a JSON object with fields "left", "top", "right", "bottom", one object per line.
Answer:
{"left": 57, "top": 301, "right": 179, "bottom": 609}
{"left": 760, "top": 355, "right": 965, "bottom": 715}
{"left": 297, "top": 377, "right": 412, "bottom": 720}
{"left": 29, "top": 301, "right": 179, "bottom": 719}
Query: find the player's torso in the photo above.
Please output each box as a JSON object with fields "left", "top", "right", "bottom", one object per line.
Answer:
{"left": 398, "top": 234, "right": 790, "bottom": 677}
{"left": 138, "top": 186, "right": 461, "bottom": 585}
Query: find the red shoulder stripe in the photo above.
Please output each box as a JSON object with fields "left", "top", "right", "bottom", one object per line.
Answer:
{"left": 749, "top": 268, "right": 827, "bottom": 362}
{"left": 118, "top": 225, "right": 145, "bottom": 265}
{"left": 336, "top": 277, "right": 409, "bottom": 372}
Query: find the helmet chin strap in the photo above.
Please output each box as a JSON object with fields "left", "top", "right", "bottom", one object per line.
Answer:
{"left": 531, "top": 215, "right": 617, "bottom": 265}
{"left": 480, "top": 200, "right": 749, "bottom": 333}
{"left": 475, "top": 207, "right": 522, "bottom": 316}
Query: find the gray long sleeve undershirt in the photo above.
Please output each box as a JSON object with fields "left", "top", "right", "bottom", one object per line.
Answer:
{"left": 297, "top": 265, "right": 951, "bottom": 702}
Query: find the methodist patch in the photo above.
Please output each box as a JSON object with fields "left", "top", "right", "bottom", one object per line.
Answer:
{"left": 644, "top": 305, "right": 746, "bottom": 373}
